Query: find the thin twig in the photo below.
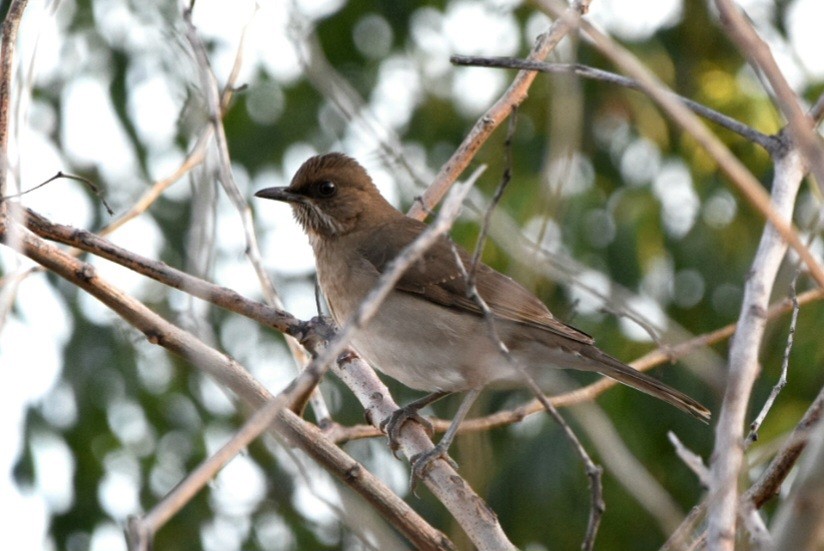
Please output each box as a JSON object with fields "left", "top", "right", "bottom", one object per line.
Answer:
{"left": 668, "top": 431, "right": 710, "bottom": 487}
{"left": 745, "top": 385, "right": 824, "bottom": 508}
{"left": 762, "top": 400, "right": 824, "bottom": 549}
{"left": 1, "top": 171, "right": 114, "bottom": 214}
{"left": 449, "top": 56, "right": 780, "bottom": 153}
{"left": 467, "top": 106, "right": 518, "bottom": 285}
{"left": 533, "top": 387, "right": 605, "bottom": 550}
{"left": 100, "top": 15, "right": 242, "bottom": 236}
{"left": 102, "top": 130, "right": 212, "bottom": 235}
{"left": 746, "top": 277, "right": 799, "bottom": 443}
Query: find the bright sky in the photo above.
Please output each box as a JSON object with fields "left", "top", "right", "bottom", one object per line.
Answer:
{"left": 2, "top": 0, "right": 823, "bottom": 549}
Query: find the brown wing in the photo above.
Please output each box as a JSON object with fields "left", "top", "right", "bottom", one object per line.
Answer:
{"left": 358, "top": 217, "right": 594, "bottom": 345}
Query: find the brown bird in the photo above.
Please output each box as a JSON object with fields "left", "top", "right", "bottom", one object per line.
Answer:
{"left": 256, "top": 153, "right": 710, "bottom": 474}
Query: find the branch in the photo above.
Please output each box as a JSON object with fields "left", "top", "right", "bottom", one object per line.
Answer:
{"left": 664, "top": 382, "right": 824, "bottom": 549}
{"left": 746, "top": 278, "right": 800, "bottom": 443}
{"left": 449, "top": 56, "right": 781, "bottom": 153}
{"left": 181, "top": 6, "right": 332, "bottom": 424}
{"left": 0, "top": 216, "right": 452, "bottom": 551}
{"left": 536, "top": 0, "right": 824, "bottom": 291}
{"left": 715, "top": 0, "right": 824, "bottom": 195}
{"left": 132, "top": 337, "right": 329, "bottom": 540}
{"left": 407, "top": 0, "right": 592, "bottom": 220}
{"left": 706, "top": 149, "right": 806, "bottom": 548}
{"left": 763, "top": 409, "right": 824, "bottom": 549}
{"left": 745, "top": 385, "right": 824, "bottom": 508}
{"left": 668, "top": 431, "right": 710, "bottom": 488}
{"left": 101, "top": 5, "right": 243, "bottom": 236}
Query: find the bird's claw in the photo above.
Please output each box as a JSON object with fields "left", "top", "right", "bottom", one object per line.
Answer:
{"left": 380, "top": 406, "right": 434, "bottom": 456}
{"left": 408, "top": 444, "right": 458, "bottom": 493}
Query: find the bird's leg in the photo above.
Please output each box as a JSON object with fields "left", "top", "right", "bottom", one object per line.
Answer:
{"left": 380, "top": 390, "right": 450, "bottom": 454}
{"left": 410, "top": 388, "right": 481, "bottom": 480}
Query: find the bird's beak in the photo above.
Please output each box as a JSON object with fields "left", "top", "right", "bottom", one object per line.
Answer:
{"left": 255, "top": 186, "right": 300, "bottom": 203}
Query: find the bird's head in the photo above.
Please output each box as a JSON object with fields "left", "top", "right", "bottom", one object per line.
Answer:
{"left": 255, "top": 153, "right": 396, "bottom": 241}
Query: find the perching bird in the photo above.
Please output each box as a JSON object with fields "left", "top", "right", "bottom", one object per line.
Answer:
{"left": 256, "top": 153, "right": 710, "bottom": 474}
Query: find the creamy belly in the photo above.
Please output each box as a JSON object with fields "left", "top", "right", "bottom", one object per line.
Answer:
{"left": 346, "top": 292, "right": 506, "bottom": 392}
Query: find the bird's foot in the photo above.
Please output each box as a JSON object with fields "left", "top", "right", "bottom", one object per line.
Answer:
{"left": 380, "top": 406, "right": 434, "bottom": 456}
{"left": 409, "top": 444, "right": 458, "bottom": 489}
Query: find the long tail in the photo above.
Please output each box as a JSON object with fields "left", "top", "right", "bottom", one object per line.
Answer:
{"left": 582, "top": 348, "right": 711, "bottom": 424}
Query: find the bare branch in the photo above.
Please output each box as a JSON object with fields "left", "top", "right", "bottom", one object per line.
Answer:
{"left": 468, "top": 106, "right": 517, "bottom": 284}
{"left": 1, "top": 171, "right": 114, "bottom": 214}
{"left": 705, "top": 150, "right": 806, "bottom": 549}
{"left": 450, "top": 56, "right": 780, "bottom": 153}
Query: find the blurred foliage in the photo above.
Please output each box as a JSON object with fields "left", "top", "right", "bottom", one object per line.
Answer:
{"left": 7, "top": 0, "right": 824, "bottom": 550}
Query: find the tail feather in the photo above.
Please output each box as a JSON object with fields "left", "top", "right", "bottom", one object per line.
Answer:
{"left": 583, "top": 348, "right": 711, "bottom": 424}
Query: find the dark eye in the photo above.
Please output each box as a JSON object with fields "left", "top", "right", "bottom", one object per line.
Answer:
{"left": 316, "top": 180, "right": 337, "bottom": 198}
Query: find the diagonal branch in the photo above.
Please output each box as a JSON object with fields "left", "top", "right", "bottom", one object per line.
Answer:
{"left": 714, "top": 0, "right": 824, "bottom": 195}
{"left": 407, "top": 0, "right": 592, "bottom": 220}
{"left": 0, "top": 216, "right": 453, "bottom": 551}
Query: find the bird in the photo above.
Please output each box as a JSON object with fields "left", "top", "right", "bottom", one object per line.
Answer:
{"left": 255, "top": 153, "right": 710, "bottom": 476}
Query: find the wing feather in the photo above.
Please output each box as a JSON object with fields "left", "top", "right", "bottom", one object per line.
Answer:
{"left": 358, "top": 217, "right": 594, "bottom": 345}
